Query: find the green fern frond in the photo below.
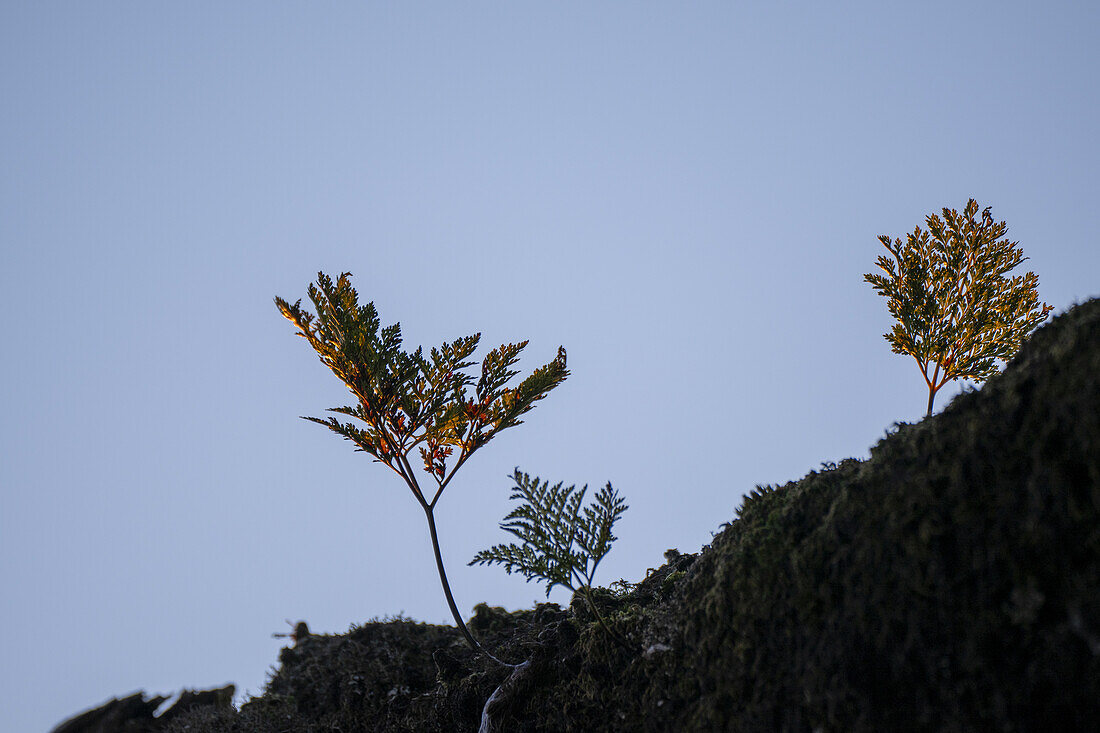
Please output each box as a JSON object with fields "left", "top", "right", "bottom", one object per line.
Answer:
{"left": 470, "top": 469, "right": 626, "bottom": 598}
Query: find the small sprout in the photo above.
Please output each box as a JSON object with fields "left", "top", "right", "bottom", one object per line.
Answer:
{"left": 661, "top": 570, "right": 686, "bottom": 594}
{"left": 272, "top": 620, "right": 311, "bottom": 645}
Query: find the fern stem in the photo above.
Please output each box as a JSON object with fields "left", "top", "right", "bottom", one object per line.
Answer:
{"left": 579, "top": 581, "right": 632, "bottom": 650}
{"left": 422, "top": 505, "right": 512, "bottom": 667}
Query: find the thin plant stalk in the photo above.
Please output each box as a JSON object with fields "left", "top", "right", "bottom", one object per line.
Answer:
{"left": 574, "top": 569, "right": 631, "bottom": 650}
{"left": 424, "top": 507, "right": 514, "bottom": 666}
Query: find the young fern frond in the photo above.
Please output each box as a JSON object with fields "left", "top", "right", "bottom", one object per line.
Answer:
{"left": 470, "top": 469, "right": 630, "bottom": 647}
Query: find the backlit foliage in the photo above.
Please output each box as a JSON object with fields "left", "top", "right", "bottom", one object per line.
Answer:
{"left": 276, "top": 272, "right": 567, "bottom": 507}
{"left": 865, "top": 199, "right": 1052, "bottom": 415}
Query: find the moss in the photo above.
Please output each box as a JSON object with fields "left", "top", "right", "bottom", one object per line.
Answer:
{"left": 660, "top": 571, "right": 685, "bottom": 594}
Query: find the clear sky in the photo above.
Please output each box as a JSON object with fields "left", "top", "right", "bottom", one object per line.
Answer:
{"left": 2, "top": 3, "right": 1097, "bottom": 731}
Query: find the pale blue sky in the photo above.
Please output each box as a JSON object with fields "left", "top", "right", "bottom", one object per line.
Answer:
{"left": 2, "top": 3, "right": 1098, "bottom": 731}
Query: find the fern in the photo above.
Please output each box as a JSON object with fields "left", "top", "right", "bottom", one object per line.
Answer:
{"left": 471, "top": 469, "right": 630, "bottom": 647}
{"left": 276, "top": 272, "right": 568, "bottom": 664}
{"left": 865, "top": 199, "right": 1052, "bottom": 415}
